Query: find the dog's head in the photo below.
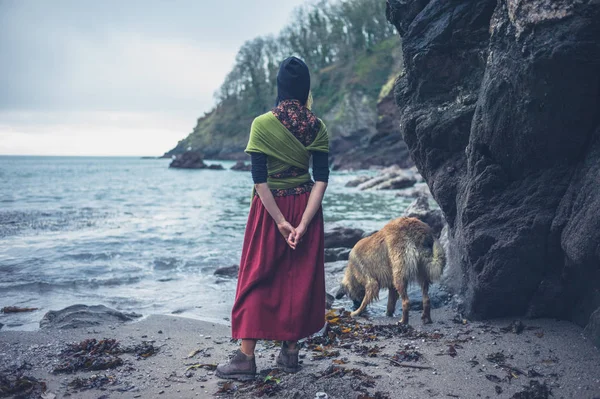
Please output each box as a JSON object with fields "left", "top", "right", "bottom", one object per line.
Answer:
{"left": 335, "top": 281, "right": 365, "bottom": 311}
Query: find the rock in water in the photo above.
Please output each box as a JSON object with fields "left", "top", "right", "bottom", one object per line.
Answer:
{"left": 324, "top": 248, "right": 352, "bottom": 262}
{"left": 40, "top": 305, "right": 142, "bottom": 329}
{"left": 169, "top": 151, "right": 207, "bottom": 169}
{"left": 214, "top": 265, "right": 240, "bottom": 277}
{"left": 345, "top": 175, "right": 371, "bottom": 188}
{"left": 230, "top": 161, "right": 252, "bottom": 171}
{"left": 325, "top": 293, "right": 335, "bottom": 310}
{"left": 387, "top": 0, "right": 600, "bottom": 343}
{"left": 324, "top": 225, "right": 365, "bottom": 249}
{"left": 403, "top": 193, "right": 445, "bottom": 238}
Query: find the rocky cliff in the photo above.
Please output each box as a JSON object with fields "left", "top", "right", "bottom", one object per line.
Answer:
{"left": 386, "top": 0, "right": 600, "bottom": 344}
{"left": 164, "top": 37, "right": 414, "bottom": 170}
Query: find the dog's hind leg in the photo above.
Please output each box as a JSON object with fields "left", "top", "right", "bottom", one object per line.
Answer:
{"left": 393, "top": 278, "right": 409, "bottom": 325}
{"left": 350, "top": 279, "right": 379, "bottom": 318}
{"left": 421, "top": 280, "right": 432, "bottom": 324}
{"left": 386, "top": 288, "right": 398, "bottom": 317}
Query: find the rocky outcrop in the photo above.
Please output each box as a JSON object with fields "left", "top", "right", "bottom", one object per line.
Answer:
{"left": 324, "top": 247, "right": 352, "bottom": 263}
{"left": 169, "top": 151, "right": 207, "bottom": 169}
{"left": 329, "top": 89, "right": 414, "bottom": 170}
{"left": 346, "top": 165, "right": 420, "bottom": 191}
{"left": 230, "top": 161, "right": 252, "bottom": 171}
{"left": 403, "top": 193, "right": 445, "bottom": 238}
{"left": 169, "top": 151, "right": 224, "bottom": 170}
{"left": 40, "top": 305, "right": 142, "bottom": 329}
{"left": 324, "top": 225, "right": 365, "bottom": 249}
{"left": 386, "top": 0, "right": 600, "bottom": 342}
{"left": 214, "top": 265, "right": 240, "bottom": 277}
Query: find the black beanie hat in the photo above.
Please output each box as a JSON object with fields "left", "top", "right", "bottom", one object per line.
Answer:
{"left": 276, "top": 56, "right": 310, "bottom": 106}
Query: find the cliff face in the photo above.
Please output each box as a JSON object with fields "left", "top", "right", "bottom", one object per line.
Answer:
{"left": 165, "top": 37, "right": 413, "bottom": 170}
{"left": 387, "top": 0, "right": 600, "bottom": 339}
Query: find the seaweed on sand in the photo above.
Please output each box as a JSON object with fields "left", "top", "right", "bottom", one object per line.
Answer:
{"left": 0, "top": 366, "right": 47, "bottom": 399}
{"left": 304, "top": 309, "right": 443, "bottom": 357}
{"left": 52, "top": 338, "right": 158, "bottom": 374}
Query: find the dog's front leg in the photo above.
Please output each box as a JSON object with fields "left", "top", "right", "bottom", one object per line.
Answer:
{"left": 421, "top": 281, "right": 432, "bottom": 324}
{"left": 386, "top": 288, "right": 398, "bottom": 317}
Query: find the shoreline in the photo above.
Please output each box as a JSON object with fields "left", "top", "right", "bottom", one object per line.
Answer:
{"left": 2, "top": 306, "right": 599, "bottom": 399}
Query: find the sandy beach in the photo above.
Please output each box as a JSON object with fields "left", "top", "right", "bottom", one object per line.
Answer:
{"left": 1, "top": 304, "right": 599, "bottom": 399}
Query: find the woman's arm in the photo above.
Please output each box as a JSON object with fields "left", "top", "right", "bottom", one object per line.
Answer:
{"left": 298, "top": 180, "right": 327, "bottom": 227}
{"left": 255, "top": 183, "right": 297, "bottom": 249}
{"left": 291, "top": 151, "right": 329, "bottom": 244}
{"left": 251, "top": 152, "right": 296, "bottom": 248}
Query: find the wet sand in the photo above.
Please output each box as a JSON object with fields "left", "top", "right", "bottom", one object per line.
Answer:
{"left": 1, "top": 305, "right": 599, "bottom": 399}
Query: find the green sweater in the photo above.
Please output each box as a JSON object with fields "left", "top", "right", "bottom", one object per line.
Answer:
{"left": 245, "top": 111, "right": 329, "bottom": 195}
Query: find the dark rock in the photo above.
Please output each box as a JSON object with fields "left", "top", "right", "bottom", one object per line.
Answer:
{"left": 230, "top": 161, "right": 252, "bottom": 171}
{"left": 403, "top": 193, "right": 445, "bottom": 238}
{"left": 584, "top": 308, "right": 600, "bottom": 348}
{"left": 356, "top": 165, "right": 418, "bottom": 191}
{"left": 214, "top": 265, "right": 239, "bottom": 278}
{"left": 324, "top": 248, "right": 352, "bottom": 263}
{"left": 375, "top": 175, "right": 416, "bottom": 190}
{"left": 330, "top": 87, "right": 414, "bottom": 170}
{"left": 345, "top": 176, "right": 371, "bottom": 188}
{"left": 326, "top": 293, "right": 335, "bottom": 310}
{"left": 0, "top": 322, "right": 3, "bottom": 330}
{"left": 396, "top": 182, "right": 432, "bottom": 198}
{"left": 324, "top": 225, "right": 365, "bottom": 249}
{"left": 169, "top": 151, "right": 207, "bottom": 169}
{"left": 207, "top": 164, "right": 224, "bottom": 170}
{"left": 40, "top": 305, "right": 142, "bottom": 329}
{"left": 407, "top": 284, "right": 449, "bottom": 311}
{"left": 387, "top": 0, "right": 600, "bottom": 338}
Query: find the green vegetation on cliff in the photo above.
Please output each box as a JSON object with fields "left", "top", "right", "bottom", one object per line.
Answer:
{"left": 165, "top": 0, "right": 401, "bottom": 160}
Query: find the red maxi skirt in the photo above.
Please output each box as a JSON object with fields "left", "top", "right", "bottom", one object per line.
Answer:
{"left": 231, "top": 191, "right": 325, "bottom": 341}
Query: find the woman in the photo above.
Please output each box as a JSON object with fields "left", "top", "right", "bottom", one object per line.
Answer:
{"left": 216, "top": 56, "right": 329, "bottom": 381}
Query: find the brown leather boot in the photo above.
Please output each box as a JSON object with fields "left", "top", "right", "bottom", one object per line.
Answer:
{"left": 276, "top": 342, "right": 300, "bottom": 373}
{"left": 216, "top": 349, "right": 256, "bottom": 381}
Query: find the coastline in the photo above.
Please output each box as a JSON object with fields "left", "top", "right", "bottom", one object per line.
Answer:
{"left": 2, "top": 306, "right": 599, "bottom": 399}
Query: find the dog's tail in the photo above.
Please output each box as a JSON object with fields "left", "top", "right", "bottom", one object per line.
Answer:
{"left": 426, "top": 239, "right": 446, "bottom": 281}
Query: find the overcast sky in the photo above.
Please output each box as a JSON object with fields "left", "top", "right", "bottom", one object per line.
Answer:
{"left": 0, "top": 0, "right": 308, "bottom": 156}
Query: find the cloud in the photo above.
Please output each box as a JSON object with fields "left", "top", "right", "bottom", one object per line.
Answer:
{"left": 0, "top": 110, "right": 191, "bottom": 156}
{"left": 0, "top": 0, "right": 308, "bottom": 155}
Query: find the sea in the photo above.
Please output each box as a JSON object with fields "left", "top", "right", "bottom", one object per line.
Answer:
{"left": 0, "top": 156, "right": 415, "bottom": 330}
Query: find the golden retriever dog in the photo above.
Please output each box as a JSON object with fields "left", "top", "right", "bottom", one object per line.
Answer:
{"left": 335, "top": 217, "right": 445, "bottom": 324}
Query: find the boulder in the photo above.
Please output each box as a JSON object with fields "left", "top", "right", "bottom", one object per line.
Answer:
{"left": 207, "top": 164, "right": 224, "bottom": 170}
{"left": 396, "top": 182, "right": 432, "bottom": 198}
{"left": 403, "top": 193, "right": 445, "bottom": 238}
{"left": 324, "top": 225, "right": 365, "bottom": 249}
{"left": 40, "top": 304, "right": 142, "bottom": 329}
{"left": 324, "top": 248, "right": 352, "bottom": 263}
{"left": 231, "top": 161, "right": 252, "bottom": 171}
{"left": 345, "top": 176, "right": 371, "bottom": 188}
{"left": 169, "top": 151, "right": 207, "bottom": 169}
{"left": 326, "top": 293, "right": 335, "bottom": 310}
{"left": 375, "top": 175, "right": 416, "bottom": 190}
{"left": 214, "top": 265, "right": 239, "bottom": 278}
{"left": 584, "top": 309, "right": 600, "bottom": 348}
{"left": 356, "top": 166, "right": 417, "bottom": 191}
{"left": 387, "top": 0, "right": 600, "bottom": 341}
